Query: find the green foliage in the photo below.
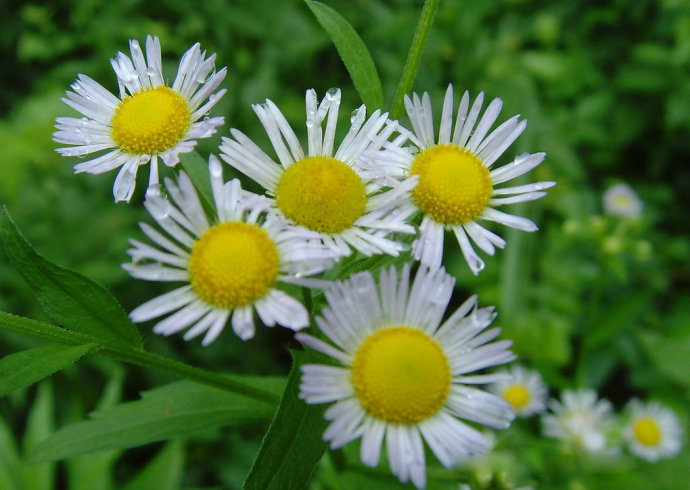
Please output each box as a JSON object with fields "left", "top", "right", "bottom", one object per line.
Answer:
{"left": 0, "top": 0, "right": 688, "bottom": 488}
{"left": 305, "top": 0, "right": 384, "bottom": 110}
{"left": 28, "top": 377, "right": 283, "bottom": 463}
{"left": 0, "top": 344, "right": 95, "bottom": 398}
{"left": 1, "top": 208, "right": 142, "bottom": 348}
{"left": 244, "top": 351, "right": 329, "bottom": 490}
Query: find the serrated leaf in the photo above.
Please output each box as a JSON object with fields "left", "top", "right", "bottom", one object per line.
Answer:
{"left": 305, "top": 0, "right": 384, "bottom": 110}
{"left": 243, "top": 351, "right": 328, "bottom": 490}
{"left": 0, "top": 344, "right": 95, "bottom": 398}
{"left": 28, "top": 377, "right": 284, "bottom": 463}
{"left": 121, "top": 441, "right": 184, "bottom": 490}
{"left": 0, "top": 208, "right": 142, "bottom": 348}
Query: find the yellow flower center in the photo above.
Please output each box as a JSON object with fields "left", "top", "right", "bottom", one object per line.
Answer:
{"left": 633, "top": 417, "right": 661, "bottom": 446}
{"left": 275, "top": 156, "right": 367, "bottom": 234}
{"left": 351, "top": 327, "right": 451, "bottom": 424}
{"left": 410, "top": 144, "right": 493, "bottom": 225}
{"left": 111, "top": 86, "right": 190, "bottom": 155}
{"left": 503, "top": 385, "right": 530, "bottom": 409}
{"left": 188, "top": 222, "right": 279, "bottom": 308}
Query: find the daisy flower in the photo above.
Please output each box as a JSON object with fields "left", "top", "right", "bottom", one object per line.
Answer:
{"left": 366, "top": 84, "right": 555, "bottom": 274}
{"left": 603, "top": 183, "right": 643, "bottom": 218}
{"left": 54, "top": 35, "right": 227, "bottom": 202}
{"left": 123, "top": 155, "right": 336, "bottom": 345}
{"left": 297, "top": 264, "right": 516, "bottom": 489}
{"left": 624, "top": 399, "right": 683, "bottom": 462}
{"left": 218, "top": 88, "right": 417, "bottom": 257}
{"left": 541, "top": 389, "right": 614, "bottom": 452}
{"left": 490, "top": 365, "right": 548, "bottom": 417}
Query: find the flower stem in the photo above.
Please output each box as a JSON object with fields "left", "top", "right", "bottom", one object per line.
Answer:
{"left": 0, "top": 311, "right": 278, "bottom": 403}
{"left": 389, "top": 0, "right": 441, "bottom": 120}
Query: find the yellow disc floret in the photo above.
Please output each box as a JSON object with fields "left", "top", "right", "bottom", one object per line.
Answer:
{"left": 410, "top": 144, "right": 493, "bottom": 225}
{"left": 188, "top": 222, "right": 279, "bottom": 309}
{"left": 503, "top": 385, "right": 530, "bottom": 409}
{"left": 275, "top": 156, "right": 366, "bottom": 234}
{"left": 111, "top": 86, "right": 190, "bottom": 155}
{"left": 633, "top": 417, "right": 661, "bottom": 446}
{"left": 351, "top": 327, "right": 451, "bottom": 424}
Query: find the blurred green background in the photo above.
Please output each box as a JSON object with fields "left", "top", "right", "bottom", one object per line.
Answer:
{"left": 1, "top": 0, "right": 688, "bottom": 488}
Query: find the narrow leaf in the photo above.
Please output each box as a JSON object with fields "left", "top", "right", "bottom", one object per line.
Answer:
{"left": 0, "top": 208, "right": 142, "bottom": 348}
{"left": 305, "top": 0, "right": 384, "bottom": 110}
{"left": 65, "top": 367, "right": 125, "bottom": 490}
{"left": 28, "top": 377, "right": 284, "bottom": 463}
{"left": 0, "top": 410, "right": 23, "bottom": 490}
{"left": 243, "top": 351, "right": 329, "bottom": 490}
{"left": 21, "top": 381, "right": 56, "bottom": 490}
{"left": 121, "top": 441, "right": 184, "bottom": 490}
{"left": 0, "top": 344, "right": 95, "bottom": 398}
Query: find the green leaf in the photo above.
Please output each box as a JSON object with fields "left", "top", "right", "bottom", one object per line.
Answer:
{"left": 243, "top": 351, "right": 329, "bottom": 490}
{"left": 121, "top": 441, "right": 184, "bottom": 490}
{"left": 305, "top": 0, "right": 383, "bottom": 110}
{"left": 0, "top": 408, "right": 23, "bottom": 490}
{"left": 638, "top": 330, "right": 690, "bottom": 389}
{"left": 65, "top": 366, "right": 125, "bottom": 490}
{"left": 179, "top": 151, "right": 214, "bottom": 211}
{"left": 28, "top": 377, "right": 284, "bottom": 463}
{"left": 21, "top": 381, "right": 56, "bottom": 490}
{"left": 0, "top": 208, "right": 142, "bottom": 348}
{"left": 0, "top": 344, "right": 95, "bottom": 398}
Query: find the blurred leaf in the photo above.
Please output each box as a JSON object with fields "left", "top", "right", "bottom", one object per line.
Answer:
{"left": 243, "top": 351, "right": 328, "bottom": 490}
{"left": 29, "top": 377, "right": 284, "bottom": 463}
{"left": 0, "top": 343, "right": 95, "bottom": 398}
{"left": 121, "top": 441, "right": 184, "bottom": 490}
{"left": 65, "top": 366, "right": 125, "bottom": 490}
{"left": 0, "top": 409, "right": 23, "bottom": 490}
{"left": 21, "top": 381, "right": 56, "bottom": 490}
{"left": 305, "top": 0, "right": 384, "bottom": 110}
{"left": 0, "top": 208, "right": 142, "bottom": 348}
{"left": 637, "top": 330, "right": 690, "bottom": 389}
{"left": 586, "top": 290, "right": 654, "bottom": 348}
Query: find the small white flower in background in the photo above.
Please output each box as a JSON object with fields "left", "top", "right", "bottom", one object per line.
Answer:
{"left": 624, "top": 399, "right": 683, "bottom": 462}
{"left": 123, "top": 156, "right": 337, "bottom": 345}
{"left": 603, "top": 183, "right": 643, "bottom": 218}
{"left": 219, "top": 88, "right": 417, "bottom": 258}
{"left": 54, "top": 35, "right": 227, "bottom": 202}
{"left": 363, "top": 84, "right": 554, "bottom": 274}
{"left": 490, "top": 365, "right": 548, "bottom": 417}
{"left": 541, "top": 388, "right": 615, "bottom": 452}
{"left": 297, "top": 264, "right": 516, "bottom": 489}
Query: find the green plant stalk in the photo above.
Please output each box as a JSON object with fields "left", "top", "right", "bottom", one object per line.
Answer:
{"left": 0, "top": 311, "right": 278, "bottom": 404}
{"left": 389, "top": 0, "right": 442, "bottom": 120}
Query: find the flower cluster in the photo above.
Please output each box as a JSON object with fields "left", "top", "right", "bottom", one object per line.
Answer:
{"left": 53, "top": 35, "right": 606, "bottom": 488}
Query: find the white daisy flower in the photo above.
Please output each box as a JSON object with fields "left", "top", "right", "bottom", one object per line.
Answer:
{"left": 54, "top": 35, "right": 227, "bottom": 202}
{"left": 624, "top": 399, "right": 683, "bottom": 462}
{"left": 123, "top": 155, "right": 337, "bottom": 345}
{"left": 603, "top": 183, "right": 643, "bottom": 218}
{"left": 365, "top": 84, "right": 555, "bottom": 274}
{"left": 218, "top": 88, "right": 417, "bottom": 258}
{"left": 490, "top": 365, "right": 548, "bottom": 417}
{"left": 541, "top": 389, "right": 614, "bottom": 452}
{"left": 297, "top": 264, "right": 516, "bottom": 489}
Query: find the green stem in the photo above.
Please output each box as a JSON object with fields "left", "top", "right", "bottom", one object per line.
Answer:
{"left": 389, "top": 0, "right": 442, "bottom": 120}
{"left": 0, "top": 311, "right": 278, "bottom": 404}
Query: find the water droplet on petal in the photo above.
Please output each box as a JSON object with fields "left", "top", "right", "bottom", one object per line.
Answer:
{"left": 146, "top": 183, "right": 162, "bottom": 199}
{"left": 148, "top": 195, "right": 170, "bottom": 219}
{"left": 326, "top": 87, "right": 339, "bottom": 101}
